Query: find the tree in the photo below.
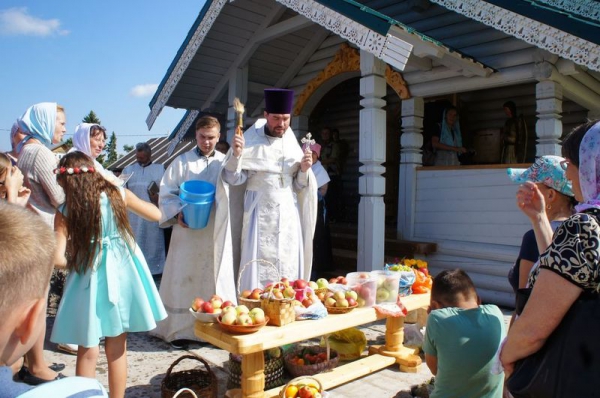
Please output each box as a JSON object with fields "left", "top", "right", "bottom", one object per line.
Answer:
{"left": 82, "top": 111, "right": 101, "bottom": 124}
{"left": 103, "top": 132, "right": 118, "bottom": 167}
{"left": 123, "top": 144, "right": 134, "bottom": 153}
{"left": 63, "top": 137, "right": 73, "bottom": 151}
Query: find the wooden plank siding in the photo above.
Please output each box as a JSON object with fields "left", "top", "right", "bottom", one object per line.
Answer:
{"left": 412, "top": 167, "right": 530, "bottom": 306}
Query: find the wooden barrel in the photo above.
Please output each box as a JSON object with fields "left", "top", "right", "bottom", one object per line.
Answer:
{"left": 472, "top": 128, "right": 502, "bottom": 164}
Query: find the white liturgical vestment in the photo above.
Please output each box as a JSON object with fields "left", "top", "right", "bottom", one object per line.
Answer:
{"left": 151, "top": 148, "right": 236, "bottom": 342}
{"left": 220, "top": 119, "right": 317, "bottom": 292}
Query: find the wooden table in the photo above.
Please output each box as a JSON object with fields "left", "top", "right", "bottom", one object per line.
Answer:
{"left": 195, "top": 293, "right": 430, "bottom": 398}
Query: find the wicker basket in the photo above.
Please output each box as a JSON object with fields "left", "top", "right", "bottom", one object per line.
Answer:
{"left": 161, "top": 355, "right": 218, "bottom": 398}
{"left": 278, "top": 376, "right": 324, "bottom": 398}
{"left": 237, "top": 259, "right": 272, "bottom": 310}
{"left": 227, "top": 352, "right": 285, "bottom": 390}
{"left": 325, "top": 303, "right": 357, "bottom": 314}
{"left": 284, "top": 346, "right": 339, "bottom": 377}
{"left": 262, "top": 291, "right": 295, "bottom": 326}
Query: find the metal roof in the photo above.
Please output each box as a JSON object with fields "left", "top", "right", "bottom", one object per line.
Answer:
{"left": 107, "top": 136, "right": 197, "bottom": 172}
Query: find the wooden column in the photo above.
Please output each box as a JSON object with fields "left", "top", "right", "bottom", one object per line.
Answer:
{"left": 357, "top": 51, "right": 386, "bottom": 272}
{"left": 241, "top": 352, "right": 265, "bottom": 398}
{"left": 535, "top": 78, "right": 563, "bottom": 156}
{"left": 227, "top": 67, "right": 248, "bottom": 143}
{"left": 397, "top": 97, "right": 424, "bottom": 239}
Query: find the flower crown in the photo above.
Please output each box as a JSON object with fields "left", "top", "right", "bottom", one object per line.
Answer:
{"left": 54, "top": 166, "right": 96, "bottom": 175}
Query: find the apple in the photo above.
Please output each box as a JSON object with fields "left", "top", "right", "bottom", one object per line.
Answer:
{"left": 267, "top": 347, "right": 281, "bottom": 358}
{"left": 359, "top": 286, "right": 372, "bottom": 299}
{"left": 249, "top": 288, "right": 262, "bottom": 300}
{"left": 339, "top": 277, "right": 347, "bottom": 285}
{"left": 329, "top": 277, "right": 338, "bottom": 284}
{"left": 358, "top": 273, "right": 370, "bottom": 279}
{"left": 248, "top": 307, "right": 266, "bottom": 324}
{"left": 236, "top": 313, "right": 253, "bottom": 326}
{"left": 336, "top": 298, "right": 349, "bottom": 308}
{"left": 201, "top": 301, "right": 214, "bottom": 314}
{"left": 316, "top": 291, "right": 325, "bottom": 301}
{"left": 235, "top": 305, "right": 250, "bottom": 315}
{"left": 280, "top": 277, "right": 290, "bottom": 287}
{"left": 222, "top": 305, "right": 237, "bottom": 314}
{"left": 357, "top": 297, "right": 366, "bottom": 307}
{"left": 324, "top": 297, "right": 336, "bottom": 307}
{"left": 210, "top": 297, "right": 223, "bottom": 309}
{"left": 293, "top": 279, "right": 308, "bottom": 289}
{"left": 220, "top": 310, "right": 237, "bottom": 325}
{"left": 383, "top": 277, "right": 398, "bottom": 292}
{"left": 308, "top": 281, "right": 318, "bottom": 290}
{"left": 213, "top": 308, "right": 222, "bottom": 314}
{"left": 241, "top": 290, "right": 252, "bottom": 299}
{"left": 298, "top": 386, "right": 313, "bottom": 398}
{"left": 347, "top": 297, "right": 357, "bottom": 307}
{"left": 293, "top": 300, "right": 304, "bottom": 307}
{"left": 271, "top": 289, "right": 284, "bottom": 299}
{"left": 221, "top": 300, "right": 234, "bottom": 309}
{"left": 376, "top": 288, "right": 390, "bottom": 302}
{"left": 333, "top": 291, "right": 345, "bottom": 301}
{"left": 283, "top": 286, "right": 296, "bottom": 298}
{"left": 210, "top": 294, "right": 222, "bottom": 302}
{"left": 325, "top": 291, "right": 334, "bottom": 299}
{"left": 345, "top": 291, "right": 358, "bottom": 301}
{"left": 316, "top": 278, "right": 329, "bottom": 289}
{"left": 191, "top": 297, "right": 204, "bottom": 312}
{"left": 376, "top": 277, "right": 385, "bottom": 288}
{"left": 302, "top": 298, "right": 313, "bottom": 308}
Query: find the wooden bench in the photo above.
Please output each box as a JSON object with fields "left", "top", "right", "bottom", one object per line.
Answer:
{"left": 195, "top": 293, "right": 430, "bottom": 398}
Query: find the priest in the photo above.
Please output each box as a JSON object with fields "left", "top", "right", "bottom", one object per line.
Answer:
{"left": 220, "top": 88, "right": 318, "bottom": 291}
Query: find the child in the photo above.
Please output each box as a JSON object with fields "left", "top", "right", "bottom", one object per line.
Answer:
{"left": 50, "top": 152, "right": 167, "bottom": 398}
{"left": 0, "top": 202, "right": 108, "bottom": 397}
{"left": 0, "top": 153, "right": 30, "bottom": 206}
{"left": 422, "top": 269, "right": 506, "bottom": 398}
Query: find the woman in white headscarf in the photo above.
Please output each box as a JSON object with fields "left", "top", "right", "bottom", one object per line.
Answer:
{"left": 15, "top": 102, "right": 67, "bottom": 383}
{"left": 68, "top": 123, "right": 122, "bottom": 186}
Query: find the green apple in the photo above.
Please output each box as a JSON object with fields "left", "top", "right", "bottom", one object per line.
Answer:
{"left": 267, "top": 347, "right": 281, "bottom": 358}
{"left": 248, "top": 307, "right": 265, "bottom": 324}
{"left": 336, "top": 298, "right": 349, "bottom": 307}
{"left": 345, "top": 290, "right": 358, "bottom": 301}
{"left": 357, "top": 297, "right": 366, "bottom": 307}
{"left": 316, "top": 278, "right": 329, "bottom": 289}
{"left": 235, "top": 313, "right": 253, "bottom": 326}
{"left": 308, "top": 281, "right": 318, "bottom": 290}
{"left": 333, "top": 291, "right": 345, "bottom": 301}
{"left": 324, "top": 297, "right": 336, "bottom": 307}
{"left": 221, "top": 310, "right": 237, "bottom": 325}
{"left": 376, "top": 288, "right": 390, "bottom": 302}
{"left": 235, "top": 305, "right": 250, "bottom": 315}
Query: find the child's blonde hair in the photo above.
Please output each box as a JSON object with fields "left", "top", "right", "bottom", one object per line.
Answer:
{"left": 0, "top": 203, "right": 56, "bottom": 318}
{"left": 0, "top": 153, "right": 11, "bottom": 180}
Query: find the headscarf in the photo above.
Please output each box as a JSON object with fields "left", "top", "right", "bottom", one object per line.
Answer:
{"left": 439, "top": 108, "right": 462, "bottom": 148}
{"left": 10, "top": 121, "right": 19, "bottom": 149}
{"left": 576, "top": 121, "right": 600, "bottom": 212}
{"left": 17, "top": 102, "right": 58, "bottom": 151}
{"left": 69, "top": 123, "right": 98, "bottom": 158}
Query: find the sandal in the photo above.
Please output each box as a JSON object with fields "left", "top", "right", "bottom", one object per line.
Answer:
{"left": 17, "top": 366, "right": 66, "bottom": 386}
{"left": 48, "top": 362, "right": 65, "bottom": 372}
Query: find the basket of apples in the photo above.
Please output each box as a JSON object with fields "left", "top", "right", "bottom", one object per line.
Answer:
{"left": 323, "top": 290, "right": 358, "bottom": 314}
{"left": 280, "top": 376, "right": 326, "bottom": 398}
{"left": 217, "top": 304, "right": 269, "bottom": 334}
{"left": 284, "top": 346, "right": 339, "bottom": 377}
{"left": 189, "top": 295, "right": 234, "bottom": 323}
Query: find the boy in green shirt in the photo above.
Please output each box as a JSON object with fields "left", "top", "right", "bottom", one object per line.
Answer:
{"left": 423, "top": 269, "right": 506, "bottom": 398}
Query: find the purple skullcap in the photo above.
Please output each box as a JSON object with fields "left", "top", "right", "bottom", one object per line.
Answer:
{"left": 264, "top": 88, "right": 294, "bottom": 114}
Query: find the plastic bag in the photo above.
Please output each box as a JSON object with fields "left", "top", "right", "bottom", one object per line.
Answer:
{"left": 294, "top": 299, "right": 328, "bottom": 320}
{"left": 403, "top": 324, "right": 425, "bottom": 348}
{"left": 320, "top": 328, "right": 367, "bottom": 361}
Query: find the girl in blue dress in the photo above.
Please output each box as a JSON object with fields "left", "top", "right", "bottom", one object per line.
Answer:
{"left": 50, "top": 152, "right": 167, "bottom": 398}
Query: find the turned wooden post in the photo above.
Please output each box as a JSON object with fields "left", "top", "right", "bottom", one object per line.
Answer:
{"left": 241, "top": 352, "right": 265, "bottom": 398}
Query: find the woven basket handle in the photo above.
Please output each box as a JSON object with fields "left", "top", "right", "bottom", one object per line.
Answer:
{"left": 172, "top": 388, "right": 198, "bottom": 398}
{"left": 236, "top": 258, "right": 280, "bottom": 295}
{"left": 280, "top": 376, "right": 323, "bottom": 397}
{"left": 165, "top": 354, "right": 213, "bottom": 380}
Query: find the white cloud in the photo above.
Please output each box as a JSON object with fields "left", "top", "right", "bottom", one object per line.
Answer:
{"left": 0, "top": 7, "right": 69, "bottom": 36}
{"left": 130, "top": 84, "right": 159, "bottom": 98}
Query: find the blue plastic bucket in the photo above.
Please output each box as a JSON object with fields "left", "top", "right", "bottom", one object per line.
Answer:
{"left": 179, "top": 181, "right": 215, "bottom": 229}
{"left": 180, "top": 180, "right": 215, "bottom": 203}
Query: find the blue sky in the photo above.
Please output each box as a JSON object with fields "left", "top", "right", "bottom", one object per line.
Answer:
{"left": 0, "top": 1, "right": 205, "bottom": 153}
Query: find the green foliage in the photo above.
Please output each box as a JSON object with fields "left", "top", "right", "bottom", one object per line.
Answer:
{"left": 63, "top": 137, "right": 73, "bottom": 151}
{"left": 103, "top": 132, "right": 118, "bottom": 167}
{"left": 123, "top": 144, "right": 134, "bottom": 153}
{"left": 82, "top": 111, "right": 101, "bottom": 124}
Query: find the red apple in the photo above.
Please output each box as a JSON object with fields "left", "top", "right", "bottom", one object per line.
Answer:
{"left": 329, "top": 277, "right": 338, "bottom": 284}
{"left": 201, "top": 301, "right": 214, "bottom": 314}
{"left": 280, "top": 277, "right": 290, "bottom": 287}
{"left": 221, "top": 300, "right": 234, "bottom": 309}
{"left": 347, "top": 297, "right": 357, "bottom": 307}
{"left": 210, "top": 294, "right": 222, "bottom": 302}
{"left": 293, "top": 279, "right": 308, "bottom": 289}
{"left": 191, "top": 297, "right": 204, "bottom": 312}
{"left": 272, "top": 289, "right": 284, "bottom": 299}
{"left": 249, "top": 288, "right": 262, "bottom": 300}
{"left": 241, "top": 290, "right": 252, "bottom": 299}
{"left": 302, "top": 298, "right": 313, "bottom": 308}
{"left": 339, "top": 277, "right": 347, "bottom": 285}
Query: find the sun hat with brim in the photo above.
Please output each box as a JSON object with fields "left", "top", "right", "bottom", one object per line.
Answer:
{"left": 507, "top": 155, "right": 574, "bottom": 197}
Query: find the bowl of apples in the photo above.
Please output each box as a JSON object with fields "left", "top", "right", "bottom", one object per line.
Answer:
{"left": 323, "top": 290, "right": 358, "bottom": 314}
{"left": 217, "top": 305, "right": 270, "bottom": 334}
{"left": 189, "top": 295, "right": 234, "bottom": 323}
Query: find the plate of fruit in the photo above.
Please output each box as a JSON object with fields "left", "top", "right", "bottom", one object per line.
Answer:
{"left": 189, "top": 295, "right": 234, "bottom": 323}
{"left": 323, "top": 290, "right": 358, "bottom": 314}
{"left": 217, "top": 305, "right": 270, "bottom": 334}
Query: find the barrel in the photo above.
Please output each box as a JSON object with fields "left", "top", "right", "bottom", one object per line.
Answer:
{"left": 179, "top": 180, "right": 215, "bottom": 229}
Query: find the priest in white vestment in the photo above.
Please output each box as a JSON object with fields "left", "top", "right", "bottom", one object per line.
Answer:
{"left": 221, "top": 88, "right": 318, "bottom": 291}
{"left": 123, "top": 143, "right": 166, "bottom": 276}
{"left": 151, "top": 116, "right": 236, "bottom": 344}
